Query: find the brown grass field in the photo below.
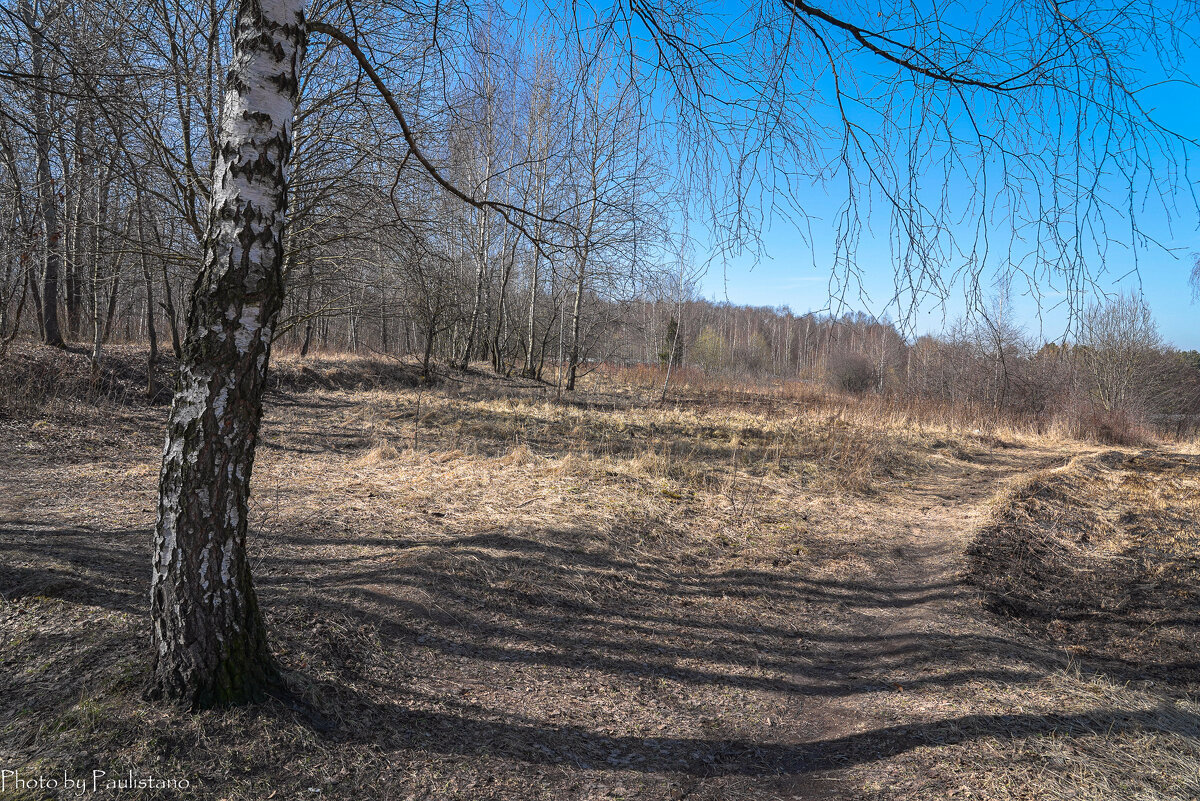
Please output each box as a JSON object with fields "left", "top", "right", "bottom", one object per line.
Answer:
{"left": 1, "top": 345, "right": 1199, "bottom": 800}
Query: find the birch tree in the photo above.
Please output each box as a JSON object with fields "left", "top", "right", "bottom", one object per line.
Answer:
{"left": 148, "top": 0, "right": 305, "bottom": 707}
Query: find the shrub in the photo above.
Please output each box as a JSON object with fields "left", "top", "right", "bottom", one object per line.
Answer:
{"left": 828, "top": 352, "right": 876, "bottom": 394}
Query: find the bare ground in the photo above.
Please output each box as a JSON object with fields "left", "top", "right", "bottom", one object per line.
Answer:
{"left": 1, "top": 350, "right": 1198, "bottom": 800}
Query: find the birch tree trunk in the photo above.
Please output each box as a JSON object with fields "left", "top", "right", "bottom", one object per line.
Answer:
{"left": 460, "top": 202, "right": 489, "bottom": 369}
{"left": 522, "top": 248, "right": 540, "bottom": 378}
{"left": 148, "top": 0, "right": 306, "bottom": 709}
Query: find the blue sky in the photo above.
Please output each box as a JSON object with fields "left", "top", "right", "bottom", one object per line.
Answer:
{"left": 680, "top": 4, "right": 1200, "bottom": 349}
{"left": 699, "top": 200, "right": 1200, "bottom": 347}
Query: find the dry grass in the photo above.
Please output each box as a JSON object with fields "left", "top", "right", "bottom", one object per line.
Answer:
{"left": 851, "top": 664, "right": 1200, "bottom": 801}
{"left": 0, "top": 343, "right": 173, "bottom": 420}
{"left": 596, "top": 362, "right": 1188, "bottom": 450}
{"left": 2, "top": 345, "right": 1199, "bottom": 801}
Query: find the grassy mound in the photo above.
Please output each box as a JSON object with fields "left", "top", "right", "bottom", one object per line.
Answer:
{"left": 968, "top": 450, "right": 1200, "bottom": 684}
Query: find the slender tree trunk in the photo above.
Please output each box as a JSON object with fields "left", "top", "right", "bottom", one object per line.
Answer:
{"left": 20, "top": 0, "right": 64, "bottom": 348}
{"left": 148, "top": 0, "right": 306, "bottom": 709}
{"left": 422, "top": 321, "right": 436, "bottom": 380}
{"left": 151, "top": 215, "right": 183, "bottom": 358}
{"left": 138, "top": 190, "right": 159, "bottom": 397}
{"left": 103, "top": 260, "right": 122, "bottom": 345}
{"left": 555, "top": 299, "right": 565, "bottom": 397}
{"left": 377, "top": 246, "right": 389, "bottom": 353}
{"left": 0, "top": 137, "right": 30, "bottom": 349}
{"left": 66, "top": 112, "right": 90, "bottom": 339}
{"left": 461, "top": 231, "right": 486, "bottom": 369}
{"left": 161, "top": 270, "right": 182, "bottom": 358}
{"left": 460, "top": 178, "right": 491, "bottom": 369}
{"left": 299, "top": 321, "right": 313, "bottom": 356}
{"left": 0, "top": 266, "right": 29, "bottom": 360}
{"left": 535, "top": 299, "right": 555, "bottom": 380}
{"left": 566, "top": 255, "right": 585, "bottom": 391}
{"left": 91, "top": 161, "right": 113, "bottom": 371}
{"left": 660, "top": 319, "right": 680, "bottom": 402}
{"left": 299, "top": 263, "right": 314, "bottom": 357}
{"left": 491, "top": 238, "right": 517, "bottom": 372}
{"left": 523, "top": 254, "right": 539, "bottom": 378}
{"left": 521, "top": 153, "right": 548, "bottom": 378}
{"left": 30, "top": 262, "right": 44, "bottom": 340}
{"left": 102, "top": 202, "right": 131, "bottom": 347}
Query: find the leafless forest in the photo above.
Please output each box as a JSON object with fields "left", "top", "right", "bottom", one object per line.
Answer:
{"left": 2, "top": 0, "right": 1200, "bottom": 799}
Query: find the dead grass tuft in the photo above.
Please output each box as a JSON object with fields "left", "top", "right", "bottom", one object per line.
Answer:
{"left": 497, "top": 443, "right": 539, "bottom": 466}
{"left": 357, "top": 440, "right": 402, "bottom": 464}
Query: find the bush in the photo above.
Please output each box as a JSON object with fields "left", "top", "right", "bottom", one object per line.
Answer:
{"left": 1052, "top": 400, "right": 1153, "bottom": 446}
{"left": 828, "top": 352, "right": 876, "bottom": 394}
{"left": 1081, "top": 408, "right": 1153, "bottom": 446}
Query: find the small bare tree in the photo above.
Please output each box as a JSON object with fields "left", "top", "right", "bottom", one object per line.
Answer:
{"left": 1077, "top": 291, "right": 1164, "bottom": 417}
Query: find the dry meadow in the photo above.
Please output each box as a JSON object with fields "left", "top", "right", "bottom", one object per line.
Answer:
{"left": 1, "top": 347, "right": 1198, "bottom": 800}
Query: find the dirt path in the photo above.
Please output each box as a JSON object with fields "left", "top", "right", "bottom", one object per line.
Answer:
{"left": 776, "top": 446, "right": 1079, "bottom": 799}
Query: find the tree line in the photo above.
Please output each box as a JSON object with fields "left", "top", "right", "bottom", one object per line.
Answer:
{"left": 636, "top": 291, "right": 1200, "bottom": 438}
{"left": 0, "top": 0, "right": 672, "bottom": 381}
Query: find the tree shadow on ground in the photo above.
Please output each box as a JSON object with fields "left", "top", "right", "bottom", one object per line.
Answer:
{"left": 280, "top": 676, "right": 1200, "bottom": 778}
{"left": 0, "top": 521, "right": 145, "bottom": 612}
{"left": 4, "top": 517, "right": 1198, "bottom": 784}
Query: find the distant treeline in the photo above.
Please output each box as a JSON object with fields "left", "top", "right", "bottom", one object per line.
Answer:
{"left": 616, "top": 291, "right": 1200, "bottom": 439}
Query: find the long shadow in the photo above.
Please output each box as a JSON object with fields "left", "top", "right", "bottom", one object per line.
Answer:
{"left": 6, "top": 514, "right": 1197, "bottom": 784}
{"left": 281, "top": 678, "right": 1200, "bottom": 776}
{"left": 0, "top": 521, "right": 145, "bottom": 612}
{"left": 0, "top": 519, "right": 1046, "bottom": 691}
{"left": 4, "top": 518, "right": 1189, "bottom": 692}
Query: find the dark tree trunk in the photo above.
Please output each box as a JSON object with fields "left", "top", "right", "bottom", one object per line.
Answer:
{"left": 160, "top": 269, "right": 182, "bottom": 359}
{"left": 137, "top": 188, "right": 158, "bottom": 396}
{"left": 30, "top": 261, "right": 44, "bottom": 340}
{"left": 299, "top": 263, "right": 314, "bottom": 357}
{"left": 566, "top": 265, "right": 585, "bottom": 391}
{"left": 66, "top": 111, "right": 89, "bottom": 340}
{"left": 299, "top": 321, "right": 312, "bottom": 356}
{"left": 522, "top": 254, "right": 538, "bottom": 378}
{"left": 0, "top": 266, "right": 30, "bottom": 359}
{"left": 91, "top": 160, "right": 114, "bottom": 370}
{"left": 422, "top": 321, "right": 436, "bottom": 380}
{"left": 148, "top": 0, "right": 306, "bottom": 710}
{"left": 102, "top": 265, "right": 122, "bottom": 344}
{"left": 20, "top": 0, "right": 64, "bottom": 348}
{"left": 149, "top": 212, "right": 183, "bottom": 359}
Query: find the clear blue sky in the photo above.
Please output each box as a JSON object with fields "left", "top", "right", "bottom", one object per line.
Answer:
{"left": 683, "top": 5, "right": 1200, "bottom": 349}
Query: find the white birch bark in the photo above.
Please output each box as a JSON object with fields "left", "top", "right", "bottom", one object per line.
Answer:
{"left": 149, "top": 0, "right": 307, "bottom": 708}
